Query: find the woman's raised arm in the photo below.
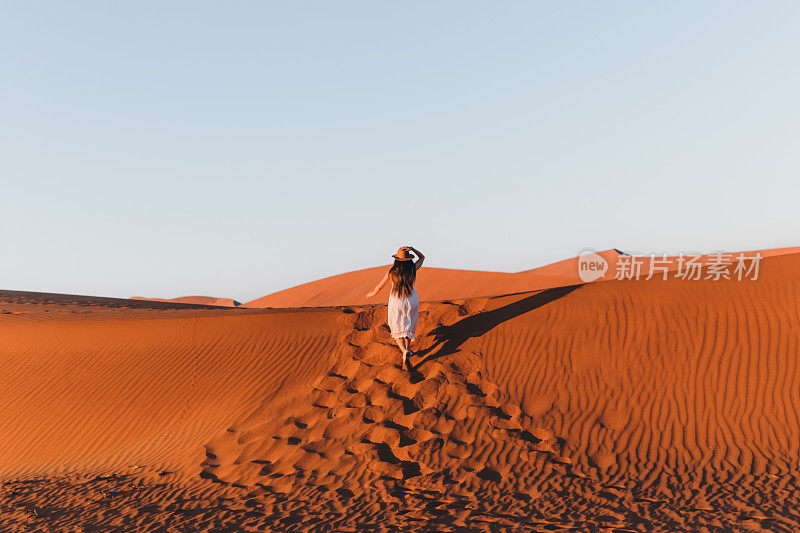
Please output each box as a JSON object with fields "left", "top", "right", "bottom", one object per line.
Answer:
{"left": 366, "top": 270, "right": 390, "bottom": 298}
{"left": 408, "top": 246, "right": 425, "bottom": 270}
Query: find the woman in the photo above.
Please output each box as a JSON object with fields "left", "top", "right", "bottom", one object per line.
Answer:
{"left": 366, "top": 245, "right": 425, "bottom": 370}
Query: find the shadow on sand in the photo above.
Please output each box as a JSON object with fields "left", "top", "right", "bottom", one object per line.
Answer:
{"left": 412, "top": 285, "right": 581, "bottom": 370}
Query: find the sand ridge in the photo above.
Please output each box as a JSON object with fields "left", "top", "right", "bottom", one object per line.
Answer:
{"left": 245, "top": 246, "right": 799, "bottom": 308}
{"left": 131, "top": 296, "right": 242, "bottom": 307}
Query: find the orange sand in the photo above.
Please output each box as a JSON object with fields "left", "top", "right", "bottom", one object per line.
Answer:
{"left": 2, "top": 249, "right": 800, "bottom": 531}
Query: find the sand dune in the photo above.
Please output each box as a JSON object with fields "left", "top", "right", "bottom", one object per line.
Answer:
{"left": 2, "top": 250, "right": 800, "bottom": 530}
{"left": 244, "top": 250, "right": 624, "bottom": 308}
{"left": 245, "top": 246, "right": 799, "bottom": 308}
{"left": 131, "top": 295, "right": 242, "bottom": 307}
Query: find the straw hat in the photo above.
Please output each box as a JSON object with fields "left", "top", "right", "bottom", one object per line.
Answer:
{"left": 392, "top": 247, "right": 415, "bottom": 261}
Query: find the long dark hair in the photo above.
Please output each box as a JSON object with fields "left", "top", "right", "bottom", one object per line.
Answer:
{"left": 389, "top": 259, "right": 416, "bottom": 297}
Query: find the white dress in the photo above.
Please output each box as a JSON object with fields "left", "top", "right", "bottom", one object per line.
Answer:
{"left": 388, "top": 286, "right": 419, "bottom": 340}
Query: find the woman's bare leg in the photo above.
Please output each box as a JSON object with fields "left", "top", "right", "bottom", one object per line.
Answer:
{"left": 394, "top": 337, "right": 413, "bottom": 368}
{"left": 405, "top": 338, "right": 415, "bottom": 368}
{"left": 393, "top": 337, "right": 407, "bottom": 356}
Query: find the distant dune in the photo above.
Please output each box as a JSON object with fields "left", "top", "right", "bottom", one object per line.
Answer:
{"left": 2, "top": 248, "right": 800, "bottom": 531}
{"left": 131, "top": 295, "right": 242, "bottom": 307}
{"left": 245, "top": 249, "right": 624, "bottom": 308}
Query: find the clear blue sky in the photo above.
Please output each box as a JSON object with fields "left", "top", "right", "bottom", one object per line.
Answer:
{"left": 1, "top": 2, "right": 798, "bottom": 302}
